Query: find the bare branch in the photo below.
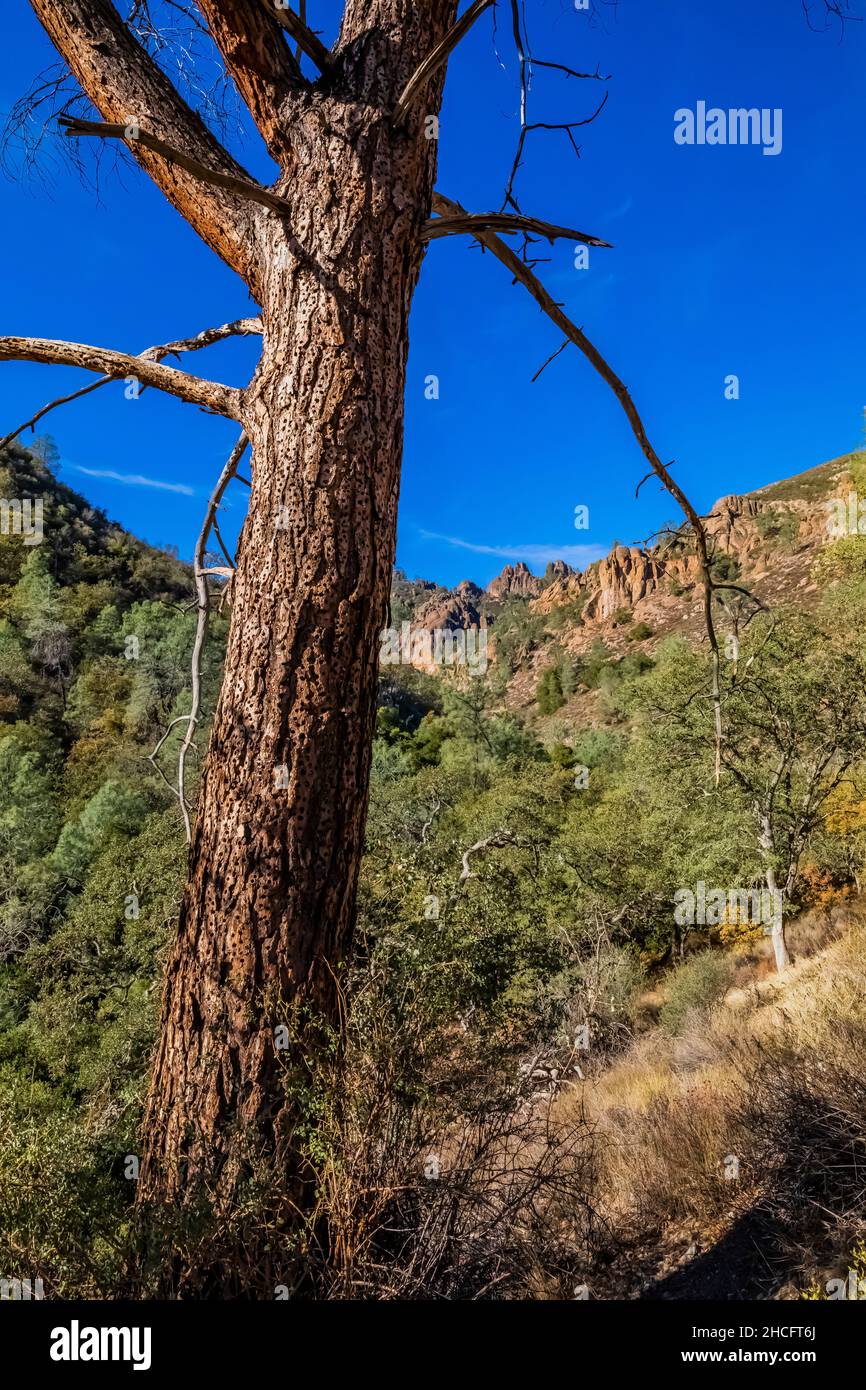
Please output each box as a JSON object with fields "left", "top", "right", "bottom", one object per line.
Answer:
{"left": 193, "top": 0, "right": 305, "bottom": 154}
{"left": 531, "top": 59, "right": 610, "bottom": 81}
{"left": 392, "top": 0, "right": 495, "bottom": 126}
{"left": 635, "top": 460, "right": 678, "bottom": 499}
{"left": 0, "top": 376, "right": 110, "bottom": 453}
{"left": 271, "top": 3, "right": 334, "bottom": 74}
{"left": 432, "top": 190, "right": 726, "bottom": 780}
{"left": 531, "top": 338, "right": 570, "bottom": 383}
{"left": 149, "top": 715, "right": 196, "bottom": 809}
{"left": 293, "top": 0, "right": 308, "bottom": 63}
{"left": 500, "top": 0, "right": 610, "bottom": 216}
{"left": 0, "top": 336, "right": 242, "bottom": 418}
{"left": 803, "top": 0, "right": 862, "bottom": 30}
{"left": 27, "top": 0, "right": 260, "bottom": 288}
{"left": 59, "top": 117, "right": 295, "bottom": 220}
{"left": 501, "top": 100, "right": 610, "bottom": 216}
{"left": 422, "top": 211, "right": 611, "bottom": 248}
{"left": 211, "top": 512, "right": 236, "bottom": 572}
{"left": 175, "top": 431, "right": 249, "bottom": 840}
{"left": 459, "top": 831, "right": 517, "bottom": 883}
{"left": 145, "top": 317, "right": 263, "bottom": 358}
{"left": 0, "top": 316, "right": 261, "bottom": 449}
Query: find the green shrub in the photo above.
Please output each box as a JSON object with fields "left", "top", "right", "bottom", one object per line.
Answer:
{"left": 756, "top": 509, "right": 799, "bottom": 546}
{"left": 536, "top": 666, "right": 565, "bottom": 715}
{"left": 813, "top": 535, "right": 866, "bottom": 582}
{"left": 546, "top": 596, "right": 585, "bottom": 631}
{"left": 660, "top": 951, "right": 733, "bottom": 1035}
{"left": 710, "top": 552, "right": 741, "bottom": 584}
{"left": 627, "top": 621, "right": 653, "bottom": 642}
{"left": 579, "top": 639, "right": 613, "bottom": 688}
{"left": 848, "top": 452, "right": 866, "bottom": 496}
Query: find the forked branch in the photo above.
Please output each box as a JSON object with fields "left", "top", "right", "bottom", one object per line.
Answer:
{"left": 271, "top": 3, "right": 334, "bottom": 73}
{"left": 174, "top": 431, "right": 250, "bottom": 840}
{"left": 0, "top": 317, "right": 262, "bottom": 450}
{"left": 27, "top": 0, "right": 260, "bottom": 287}
{"left": 193, "top": 0, "right": 305, "bottom": 153}
{"left": 0, "top": 336, "right": 242, "bottom": 418}
{"left": 459, "top": 831, "right": 518, "bottom": 883}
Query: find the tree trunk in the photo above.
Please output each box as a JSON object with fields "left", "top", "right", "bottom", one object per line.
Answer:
{"left": 765, "top": 865, "right": 791, "bottom": 972}
{"left": 757, "top": 810, "right": 791, "bottom": 973}
{"left": 139, "top": 3, "right": 456, "bottom": 1213}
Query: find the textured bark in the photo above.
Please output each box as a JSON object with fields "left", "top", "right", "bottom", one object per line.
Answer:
{"left": 137, "top": 0, "right": 458, "bottom": 1207}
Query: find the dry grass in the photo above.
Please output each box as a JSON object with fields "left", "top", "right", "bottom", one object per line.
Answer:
{"left": 553, "top": 902, "right": 866, "bottom": 1295}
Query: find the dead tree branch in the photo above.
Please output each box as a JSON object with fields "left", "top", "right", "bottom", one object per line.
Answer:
{"left": 459, "top": 831, "right": 518, "bottom": 883}
{"left": 0, "top": 316, "right": 261, "bottom": 450}
{"left": 531, "top": 338, "right": 571, "bottom": 383}
{"left": 59, "top": 116, "right": 295, "bottom": 220}
{"left": 174, "top": 431, "right": 250, "bottom": 840}
{"left": 28, "top": 0, "right": 260, "bottom": 289}
{"left": 422, "top": 211, "right": 611, "bottom": 248}
{"left": 432, "top": 190, "right": 726, "bottom": 781}
{"left": 0, "top": 377, "right": 108, "bottom": 453}
{"left": 0, "top": 336, "right": 242, "bottom": 418}
{"left": 148, "top": 715, "right": 196, "bottom": 809}
{"left": 393, "top": 0, "right": 495, "bottom": 126}
{"left": 531, "top": 60, "right": 610, "bottom": 82}
{"left": 501, "top": 0, "right": 610, "bottom": 217}
{"left": 271, "top": 3, "right": 334, "bottom": 73}
{"left": 193, "top": 0, "right": 305, "bottom": 152}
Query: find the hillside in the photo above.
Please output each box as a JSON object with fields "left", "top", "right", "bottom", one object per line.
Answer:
{"left": 390, "top": 450, "right": 863, "bottom": 721}
{"left": 2, "top": 441, "right": 866, "bottom": 1299}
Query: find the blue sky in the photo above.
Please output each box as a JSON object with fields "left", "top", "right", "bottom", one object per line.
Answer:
{"left": 1, "top": 0, "right": 864, "bottom": 588}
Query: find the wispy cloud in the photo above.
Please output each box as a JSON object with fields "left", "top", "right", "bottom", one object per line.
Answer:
{"left": 605, "top": 195, "right": 634, "bottom": 222}
{"left": 73, "top": 466, "right": 194, "bottom": 496}
{"left": 419, "top": 529, "right": 606, "bottom": 570}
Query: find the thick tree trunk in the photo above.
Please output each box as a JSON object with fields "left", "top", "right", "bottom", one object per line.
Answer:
{"left": 139, "top": 3, "right": 456, "bottom": 1212}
